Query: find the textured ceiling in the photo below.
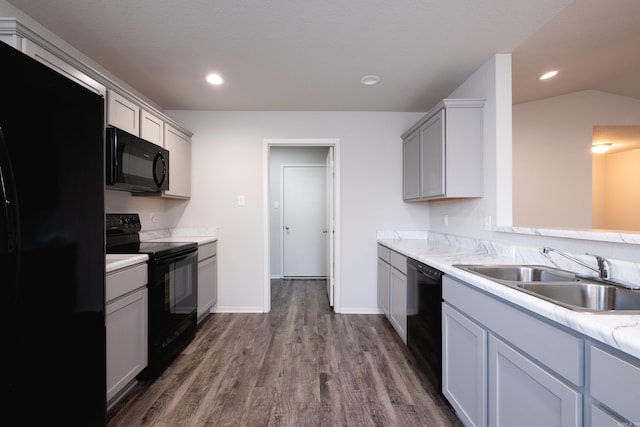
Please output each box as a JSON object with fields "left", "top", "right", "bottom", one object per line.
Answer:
{"left": 4, "top": 0, "right": 639, "bottom": 111}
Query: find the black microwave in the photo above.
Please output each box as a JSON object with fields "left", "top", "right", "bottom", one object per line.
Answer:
{"left": 106, "top": 127, "right": 169, "bottom": 193}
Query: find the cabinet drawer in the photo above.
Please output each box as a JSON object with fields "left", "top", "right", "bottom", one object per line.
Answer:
{"left": 443, "top": 276, "right": 583, "bottom": 386}
{"left": 198, "top": 241, "right": 217, "bottom": 261}
{"left": 590, "top": 345, "right": 640, "bottom": 423}
{"left": 106, "top": 263, "right": 148, "bottom": 302}
{"left": 377, "top": 244, "right": 391, "bottom": 263}
{"left": 390, "top": 250, "right": 407, "bottom": 274}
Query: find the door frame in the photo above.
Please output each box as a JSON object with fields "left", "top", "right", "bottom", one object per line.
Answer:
{"left": 263, "top": 138, "right": 341, "bottom": 313}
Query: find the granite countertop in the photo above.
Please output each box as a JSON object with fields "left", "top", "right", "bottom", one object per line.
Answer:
{"left": 144, "top": 235, "right": 217, "bottom": 245}
{"left": 140, "top": 227, "right": 218, "bottom": 245}
{"left": 378, "top": 235, "right": 640, "bottom": 361}
{"left": 106, "top": 254, "right": 148, "bottom": 273}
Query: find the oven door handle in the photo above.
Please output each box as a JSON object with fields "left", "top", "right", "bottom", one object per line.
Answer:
{"left": 153, "top": 248, "right": 198, "bottom": 265}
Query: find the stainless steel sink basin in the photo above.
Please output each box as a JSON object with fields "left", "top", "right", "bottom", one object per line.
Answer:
{"left": 455, "top": 264, "right": 578, "bottom": 283}
{"left": 515, "top": 282, "right": 640, "bottom": 312}
{"left": 453, "top": 264, "right": 640, "bottom": 313}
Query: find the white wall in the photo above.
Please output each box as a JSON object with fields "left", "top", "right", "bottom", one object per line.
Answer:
{"left": 512, "top": 90, "right": 640, "bottom": 228}
{"left": 164, "top": 111, "right": 428, "bottom": 313}
{"left": 445, "top": 57, "right": 640, "bottom": 262}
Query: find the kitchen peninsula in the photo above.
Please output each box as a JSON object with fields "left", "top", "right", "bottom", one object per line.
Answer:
{"left": 378, "top": 231, "right": 640, "bottom": 358}
{"left": 378, "top": 230, "right": 640, "bottom": 426}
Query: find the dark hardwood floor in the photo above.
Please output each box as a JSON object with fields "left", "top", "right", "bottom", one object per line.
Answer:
{"left": 107, "top": 279, "right": 462, "bottom": 426}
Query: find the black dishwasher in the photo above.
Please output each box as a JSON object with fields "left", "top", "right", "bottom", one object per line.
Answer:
{"left": 406, "top": 258, "right": 444, "bottom": 393}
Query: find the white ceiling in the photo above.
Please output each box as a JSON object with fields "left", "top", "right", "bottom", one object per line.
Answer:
{"left": 5, "top": 0, "right": 639, "bottom": 112}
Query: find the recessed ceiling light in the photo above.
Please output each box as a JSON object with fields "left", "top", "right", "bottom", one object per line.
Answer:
{"left": 592, "top": 143, "right": 612, "bottom": 154}
{"left": 538, "top": 70, "right": 558, "bottom": 80}
{"left": 360, "top": 75, "right": 381, "bottom": 86}
{"left": 206, "top": 73, "right": 224, "bottom": 85}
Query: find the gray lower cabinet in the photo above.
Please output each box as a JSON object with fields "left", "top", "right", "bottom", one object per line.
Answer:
{"left": 589, "top": 404, "right": 629, "bottom": 427}
{"left": 106, "top": 262, "right": 148, "bottom": 409}
{"left": 376, "top": 244, "right": 407, "bottom": 343}
{"left": 443, "top": 274, "right": 640, "bottom": 427}
{"left": 389, "top": 263, "right": 407, "bottom": 343}
{"left": 197, "top": 241, "right": 217, "bottom": 323}
{"left": 377, "top": 246, "right": 391, "bottom": 317}
{"left": 489, "top": 335, "right": 581, "bottom": 427}
{"left": 443, "top": 275, "right": 583, "bottom": 427}
{"left": 442, "top": 303, "right": 487, "bottom": 427}
{"left": 588, "top": 344, "right": 640, "bottom": 425}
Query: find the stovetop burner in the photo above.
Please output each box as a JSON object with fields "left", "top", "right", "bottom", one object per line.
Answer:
{"left": 106, "top": 213, "right": 197, "bottom": 257}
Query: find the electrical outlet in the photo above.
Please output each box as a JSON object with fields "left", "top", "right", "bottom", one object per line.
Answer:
{"left": 444, "top": 215, "right": 449, "bottom": 226}
{"left": 238, "top": 195, "right": 245, "bottom": 206}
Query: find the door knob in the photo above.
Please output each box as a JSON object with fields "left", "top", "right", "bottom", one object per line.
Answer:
{"left": 284, "top": 226, "right": 290, "bottom": 230}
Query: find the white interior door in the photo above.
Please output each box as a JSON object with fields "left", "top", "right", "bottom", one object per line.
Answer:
{"left": 282, "top": 165, "right": 327, "bottom": 277}
{"left": 325, "top": 148, "right": 335, "bottom": 306}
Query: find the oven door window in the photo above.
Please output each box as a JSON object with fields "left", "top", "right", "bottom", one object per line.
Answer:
{"left": 149, "top": 250, "right": 198, "bottom": 334}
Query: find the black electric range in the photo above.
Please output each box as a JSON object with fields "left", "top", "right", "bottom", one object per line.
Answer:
{"left": 106, "top": 213, "right": 197, "bottom": 256}
{"left": 106, "top": 213, "right": 198, "bottom": 379}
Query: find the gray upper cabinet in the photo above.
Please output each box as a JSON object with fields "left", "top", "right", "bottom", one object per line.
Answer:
{"left": 162, "top": 124, "right": 191, "bottom": 199}
{"left": 140, "top": 108, "right": 164, "bottom": 146}
{"left": 402, "top": 98, "right": 484, "bottom": 201}
{"left": 1, "top": 18, "right": 193, "bottom": 200}
{"left": 107, "top": 90, "right": 140, "bottom": 135}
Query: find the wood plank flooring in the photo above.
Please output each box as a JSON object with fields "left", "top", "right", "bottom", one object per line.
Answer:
{"left": 107, "top": 279, "right": 462, "bottom": 426}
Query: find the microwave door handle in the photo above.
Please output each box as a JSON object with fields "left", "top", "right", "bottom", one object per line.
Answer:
{"left": 153, "top": 151, "right": 167, "bottom": 188}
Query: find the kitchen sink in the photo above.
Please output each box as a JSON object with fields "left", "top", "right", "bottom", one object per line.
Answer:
{"left": 515, "top": 282, "right": 640, "bottom": 312}
{"left": 453, "top": 264, "right": 640, "bottom": 313}
{"left": 454, "top": 264, "right": 578, "bottom": 283}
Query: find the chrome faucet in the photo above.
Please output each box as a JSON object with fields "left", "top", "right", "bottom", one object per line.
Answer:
{"left": 541, "top": 247, "right": 611, "bottom": 280}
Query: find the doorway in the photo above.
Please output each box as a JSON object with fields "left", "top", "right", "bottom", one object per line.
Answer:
{"left": 263, "top": 139, "right": 340, "bottom": 313}
{"left": 282, "top": 164, "right": 327, "bottom": 277}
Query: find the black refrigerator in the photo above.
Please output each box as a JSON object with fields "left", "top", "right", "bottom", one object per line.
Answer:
{"left": 0, "top": 42, "right": 106, "bottom": 424}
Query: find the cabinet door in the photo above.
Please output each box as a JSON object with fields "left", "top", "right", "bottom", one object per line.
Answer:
{"left": 489, "top": 335, "right": 581, "bottom": 427}
{"left": 377, "top": 258, "right": 390, "bottom": 316}
{"left": 589, "top": 404, "right": 629, "bottom": 427}
{"left": 442, "top": 303, "right": 487, "bottom": 427}
{"left": 197, "top": 255, "right": 217, "bottom": 323}
{"left": 106, "top": 288, "right": 148, "bottom": 405}
{"left": 140, "top": 109, "right": 164, "bottom": 146}
{"left": 402, "top": 131, "right": 420, "bottom": 200}
{"left": 107, "top": 90, "right": 140, "bottom": 135}
{"left": 589, "top": 345, "right": 640, "bottom": 424}
{"left": 419, "top": 109, "right": 445, "bottom": 198}
{"left": 389, "top": 267, "right": 407, "bottom": 343}
{"left": 163, "top": 124, "right": 191, "bottom": 198}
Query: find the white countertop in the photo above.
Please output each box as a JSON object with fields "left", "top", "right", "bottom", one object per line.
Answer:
{"left": 140, "top": 227, "right": 218, "bottom": 246}
{"left": 378, "top": 236, "right": 640, "bottom": 361}
{"left": 144, "top": 235, "right": 217, "bottom": 245}
{"left": 105, "top": 254, "right": 148, "bottom": 273}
